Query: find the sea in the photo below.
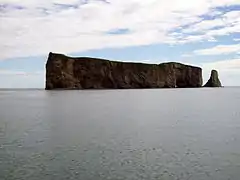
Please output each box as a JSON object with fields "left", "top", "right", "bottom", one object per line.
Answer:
{"left": 0, "top": 88, "right": 240, "bottom": 180}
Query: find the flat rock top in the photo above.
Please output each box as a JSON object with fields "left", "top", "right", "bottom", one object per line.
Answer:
{"left": 45, "top": 52, "right": 203, "bottom": 89}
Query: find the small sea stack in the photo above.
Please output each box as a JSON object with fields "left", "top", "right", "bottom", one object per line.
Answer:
{"left": 204, "top": 70, "right": 222, "bottom": 87}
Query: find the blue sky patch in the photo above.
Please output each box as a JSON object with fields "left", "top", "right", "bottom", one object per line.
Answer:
{"left": 0, "top": 3, "right": 25, "bottom": 13}
{"left": 53, "top": 3, "right": 79, "bottom": 10}
{"left": 106, "top": 28, "right": 131, "bottom": 35}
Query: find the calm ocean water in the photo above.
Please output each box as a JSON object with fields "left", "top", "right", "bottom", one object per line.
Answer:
{"left": 0, "top": 88, "right": 240, "bottom": 180}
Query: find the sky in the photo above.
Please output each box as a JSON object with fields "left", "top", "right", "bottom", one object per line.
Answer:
{"left": 0, "top": 0, "right": 239, "bottom": 88}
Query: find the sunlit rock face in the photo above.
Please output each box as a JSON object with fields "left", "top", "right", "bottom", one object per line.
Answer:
{"left": 45, "top": 52, "right": 203, "bottom": 90}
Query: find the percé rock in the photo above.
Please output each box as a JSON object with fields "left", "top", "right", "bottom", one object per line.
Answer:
{"left": 204, "top": 70, "right": 222, "bottom": 87}
{"left": 45, "top": 52, "right": 203, "bottom": 90}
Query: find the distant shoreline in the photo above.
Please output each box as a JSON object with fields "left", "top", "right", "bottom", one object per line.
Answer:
{"left": 0, "top": 86, "right": 240, "bottom": 91}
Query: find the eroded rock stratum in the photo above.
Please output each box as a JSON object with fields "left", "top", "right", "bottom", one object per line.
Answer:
{"left": 45, "top": 52, "right": 204, "bottom": 90}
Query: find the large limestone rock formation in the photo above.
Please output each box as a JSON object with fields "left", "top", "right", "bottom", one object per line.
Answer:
{"left": 45, "top": 52, "right": 203, "bottom": 90}
{"left": 204, "top": 70, "right": 222, "bottom": 87}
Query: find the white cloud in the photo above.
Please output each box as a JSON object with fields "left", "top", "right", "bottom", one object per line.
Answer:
{"left": 0, "top": 69, "right": 43, "bottom": 76}
{"left": 0, "top": 69, "right": 28, "bottom": 75}
{"left": 183, "top": 19, "right": 225, "bottom": 33}
{"left": 0, "top": 70, "right": 44, "bottom": 88}
{"left": 182, "top": 10, "right": 240, "bottom": 36}
{"left": 193, "top": 44, "right": 240, "bottom": 56}
{"left": 202, "top": 58, "right": 240, "bottom": 70}
{"left": 0, "top": 0, "right": 240, "bottom": 60}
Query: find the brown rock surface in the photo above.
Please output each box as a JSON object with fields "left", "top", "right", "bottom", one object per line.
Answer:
{"left": 45, "top": 52, "right": 203, "bottom": 90}
{"left": 204, "top": 70, "right": 222, "bottom": 87}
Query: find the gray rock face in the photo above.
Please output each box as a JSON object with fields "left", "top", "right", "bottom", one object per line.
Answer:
{"left": 204, "top": 70, "right": 222, "bottom": 87}
{"left": 45, "top": 52, "right": 203, "bottom": 90}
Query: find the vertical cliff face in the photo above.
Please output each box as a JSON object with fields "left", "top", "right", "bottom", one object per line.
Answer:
{"left": 204, "top": 70, "right": 222, "bottom": 87}
{"left": 45, "top": 52, "right": 203, "bottom": 90}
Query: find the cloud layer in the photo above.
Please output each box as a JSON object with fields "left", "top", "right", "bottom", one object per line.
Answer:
{"left": 1, "top": 0, "right": 239, "bottom": 60}
{"left": 194, "top": 44, "right": 240, "bottom": 56}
